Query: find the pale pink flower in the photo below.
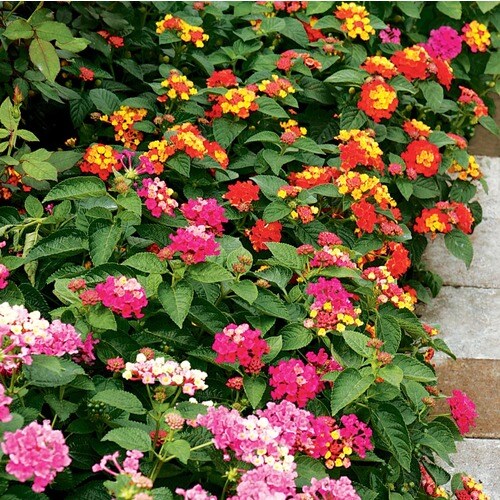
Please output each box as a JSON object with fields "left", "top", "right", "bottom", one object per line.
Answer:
{"left": 0, "top": 382, "right": 12, "bottom": 422}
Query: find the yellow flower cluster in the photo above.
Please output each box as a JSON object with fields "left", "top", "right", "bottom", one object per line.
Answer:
{"left": 463, "top": 20, "right": 491, "bottom": 53}
{"left": 448, "top": 155, "right": 482, "bottom": 180}
{"left": 336, "top": 171, "right": 380, "bottom": 200}
{"left": 369, "top": 84, "right": 397, "bottom": 111}
{"left": 220, "top": 88, "right": 258, "bottom": 118}
{"left": 156, "top": 14, "right": 209, "bottom": 48}
{"left": 335, "top": 2, "right": 375, "bottom": 41}
{"left": 161, "top": 72, "right": 198, "bottom": 101}
{"left": 100, "top": 106, "right": 148, "bottom": 150}
{"left": 425, "top": 213, "right": 448, "bottom": 233}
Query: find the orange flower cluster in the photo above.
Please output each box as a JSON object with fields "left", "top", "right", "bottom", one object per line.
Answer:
{"left": 361, "top": 56, "right": 398, "bottom": 79}
{"left": 140, "top": 123, "right": 228, "bottom": 174}
{"left": 155, "top": 14, "right": 209, "bottom": 47}
{"left": 0, "top": 167, "right": 31, "bottom": 200}
{"left": 403, "top": 119, "right": 431, "bottom": 139}
{"left": 462, "top": 20, "right": 491, "bottom": 53}
{"left": 288, "top": 166, "right": 337, "bottom": 189}
{"left": 448, "top": 155, "right": 482, "bottom": 181}
{"left": 100, "top": 106, "right": 148, "bottom": 150}
{"left": 223, "top": 180, "right": 260, "bottom": 212}
{"left": 414, "top": 201, "right": 474, "bottom": 236}
{"left": 258, "top": 75, "right": 295, "bottom": 99}
{"left": 246, "top": 219, "right": 282, "bottom": 251}
{"left": 160, "top": 71, "right": 198, "bottom": 101}
{"left": 358, "top": 79, "right": 398, "bottom": 122}
{"left": 335, "top": 2, "right": 375, "bottom": 41}
{"left": 291, "top": 205, "right": 319, "bottom": 224}
{"left": 336, "top": 129, "right": 384, "bottom": 172}
{"left": 401, "top": 140, "right": 442, "bottom": 178}
{"left": 358, "top": 241, "right": 411, "bottom": 279}
{"left": 80, "top": 144, "right": 122, "bottom": 181}
{"left": 206, "top": 87, "right": 259, "bottom": 120}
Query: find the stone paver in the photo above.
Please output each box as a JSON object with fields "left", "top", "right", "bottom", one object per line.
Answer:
{"left": 419, "top": 286, "right": 500, "bottom": 360}
{"left": 474, "top": 156, "right": 500, "bottom": 219}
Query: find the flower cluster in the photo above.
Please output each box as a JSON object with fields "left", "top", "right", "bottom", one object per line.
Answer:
{"left": 424, "top": 26, "right": 463, "bottom": 60}
{"left": 246, "top": 219, "right": 282, "bottom": 251}
{"left": 401, "top": 140, "right": 442, "bottom": 178}
{"left": 223, "top": 180, "right": 260, "bottom": 212}
{"left": 361, "top": 56, "right": 398, "bottom": 78}
{"left": 403, "top": 119, "right": 431, "bottom": 139}
{"left": 78, "top": 66, "right": 94, "bottom": 81}
{"left": 0, "top": 166, "right": 31, "bottom": 200}
{"left": 212, "top": 323, "right": 269, "bottom": 375}
{"left": 99, "top": 106, "right": 148, "bottom": 150}
{"left": 336, "top": 129, "right": 384, "bottom": 172}
{"left": 97, "top": 30, "right": 124, "bottom": 48}
{"left": 458, "top": 86, "right": 489, "bottom": 118}
{"left": 280, "top": 119, "right": 307, "bottom": 144}
{"left": 455, "top": 475, "right": 490, "bottom": 500}
{"left": 302, "top": 476, "right": 361, "bottom": 499}
{"left": 448, "top": 155, "right": 483, "bottom": 180}
{"left": 156, "top": 13, "right": 209, "bottom": 47}
{"left": 95, "top": 276, "right": 148, "bottom": 319}
{"left": 362, "top": 266, "right": 417, "bottom": 310}
{"left": 207, "top": 87, "right": 259, "bottom": 119}
{"left": 137, "top": 176, "right": 178, "bottom": 217}
{"left": 358, "top": 79, "right": 398, "bottom": 122}
{"left": 162, "top": 225, "right": 220, "bottom": 264}
{"left": 307, "top": 232, "right": 356, "bottom": 270}
{"left": 176, "top": 484, "right": 217, "bottom": 500}
{"left": 419, "top": 463, "right": 448, "bottom": 498}
{"left": 305, "top": 277, "right": 362, "bottom": 335}
{"left": 80, "top": 143, "right": 122, "bottom": 180}
{"left": 123, "top": 353, "right": 208, "bottom": 395}
{"left": 447, "top": 389, "right": 477, "bottom": 435}
{"left": 0, "top": 382, "right": 12, "bottom": 422}
{"left": 335, "top": 2, "right": 375, "bottom": 41}
{"left": 160, "top": 70, "right": 198, "bottom": 101}
{"left": 206, "top": 69, "right": 238, "bottom": 88}
{"left": 462, "top": 20, "right": 491, "bottom": 53}
{"left": 258, "top": 74, "right": 295, "bottom": 99}
{"left": 379, "top": 25, "right": 401, "bottom": 44}
{"left": 0, "top": 263, "right": 9, "bottom": 289}
{"left": 414, "top": 201, "right": 474, "bottom": 235}
{"left": 289, "top": 165, "right": 336, "bottom": 189}
{"left": 1, "top": 420, "right": 71, "bottom": 493}
{"left": 180, "top": 197, "right": 227, "bottom": 235}
{"left": 276, "top": 49, "right": 322, "bottom": 71}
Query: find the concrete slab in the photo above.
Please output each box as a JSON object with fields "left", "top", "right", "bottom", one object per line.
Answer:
{"left": 439, "top": 438, "right": 500, "bottom": 497}
{"left": 433, "top": 359, "right": 500, "bottom": 438}
{"left": 422, "top": 217, "right": 500, "bottom": 289}
{"left": 475, "top": 156, "right": 500, "bottom": 220}
{"left": 418, "top": 286, "right": 500, "bottom": 360}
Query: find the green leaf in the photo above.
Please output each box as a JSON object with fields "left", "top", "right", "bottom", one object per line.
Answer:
{"left": 158, "top": 281, "right": 194, "bottom": 328}
{"left": 479, "top": 116, "right": 500, "bottom": 136}
{"left": 444, "top": 229, "right": 473, "bottom": 268}
{"left": 420, "top": 81, "right": 443, "bottom": 112}
{"left": 376, "top": 315, "right": 402, "bottom": 354}
{"left": 25, "top": 229, "right": 88, "bottom": 261}
{"left": 378, "top": 365, "right": 404, "bottom": 388}
{"left": 263, "top": 200, "right": 291, "bottom": 222}
{"left": 255, "top": 96, "right": 290, "bottom": 119}
{"left": 331, "top": 368, "right": 374, "bottom": 415}
{"left": 343, "top": 331, "right": 372, "bottom": 358}
{"left": 244, "top": 375, "right": 267, "bottom": 408}
{"left": 22, "top": 156, "right": 58, "bottom": 181}
{"left": 164, "top": 439, "right": 191, "bottom": 464}
{"left": 245, "top": 131, "right": 281, "bottom": 144}
{"left": 417, "top": 422, "right": 456, "bottom": 463}
{"left": 280, "top": 17, "right": 309, "bottom": 47}
{"left": 17, "top": 129, "right": 39, "bottom": 142}
{"left": 4, "top": 19, "right": 34, "bottom": 40}
{"left": 24, "top": 195, "right": 43, "bottom": 218}
{"left": 266, "top": 242, "right": 306, "bottom": 270}
{"left": 436, "top": 1, "right": 461, "bottom": 19}
{"left": 92, "top": 390, "right": 146, "bottom": 415}
{"left": 395, "top": 177, "right": 413, "bottom": 201}
{"left": 123, "top": 252, "right": 168, "bottom": 274}
{"left": 295, "top": 456, "right": 328, "bottom": 488}
{"left": 293, "top": 137, "right": 325, "bottom": 155}
{"left": 88, "top": 305, "right": 117, "bottom": 331}
{"left": 371, "top": 403, "right": 412, "bottom": 471}
{"left": 44, "top": 394, "right": 78, "bottom": 421}
{"left": 89, "top": 88, "right": 120, "bottom": 115}
{"left": 44, "top": 176, "right": 107, "bottom": 202}
{"left": 325, "top": 69, "right": 368, "bottom": 85}
{"left": 396, "top": 2, "right": 422, "bottom": 17}
{"left": 477, "top": 1, "right": 500, "bottom": 13}
{"left": 168, "top": 153, "right": 191, "bottom": 177}
{"left": 429, "top": 131, "right": 457, "bottom": 147}
{"left": 29, "top": 38, "right": 60, "bottom": 82}
{"left": 187, "top": 262, "right": 233, "bottom": 283}
{"left": 56, "top": 37, "right": 90, "bottom": 52}
{"left": 230, "top": 280, "right": 258, "bottom": 304}
{"left": 280, "top": 323, "right": 313, "bottom": 350}
{"left": 253, "top": 289, "right": 290, "bottom": 319}
{"left": 392, "top": 354, "right": 436, "bottom": 383}
{"left": 0, "top": 282, "right": 24, "bottom": 305}
{"left": 89, "top": 220, "right": 122, "bottom": 267}
{"left": 35, "top": 21, "right": 73, "bottom": 43}
{"left": 24, "top": 355, "right": 85, "bottom": 387}
{"left": 340, "top": 106, "right": 367, "bottom": 130}
{"left": 212, "top": 118, "right": 247, "bottom": 148}
{"left": 102, "top": 428, "right": 152, "bottom": 452}
{"left": 262, "top": 150, "right": 294, "bottom": 175}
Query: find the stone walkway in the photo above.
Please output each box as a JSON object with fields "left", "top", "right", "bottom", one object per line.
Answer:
{"left": 420, "top": 156, "right": 500, "bottom": 496}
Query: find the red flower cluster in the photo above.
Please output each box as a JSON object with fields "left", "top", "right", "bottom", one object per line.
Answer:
{"left": 401, "top": 140, "right": 442, "bottom": 178}
{"left": 97, "top": 30, "right": 124, "bottom": 48}
{"left": 385, "top": 242, "right": 411, "bottom": 279}
{"left": 212, "top": 323, "right": 269, "bottom": 375}
{"left": 206, "top": 69, "right": 238, "bottom": 88}
{"left": 78, "top": 67, "right": 94, "bottom": 81}
{"left": 223, "top": 180, "right": 260, "bottom": 212}
{"left": 403, "top": 119, "right": 431, "bottom": 139}
{"left": 414, "top": 201, "right": 474, "bottom": 235}
{"left": 447, "top": 389, "right": 477, "bottom": 435}
{"left": 357, "top": 79, "right": 398, "bottom": 122}
{"left": 276, "top": 49, "right": 322, "bottom": 71}
{"left": 80, "top": 144, "right": 122, "bottom": 181}
{"left": 246, "top": 219, "right": 282, "bottom": 251}
{"left": 361, "top": 56, "right": 398, "bottom": 79}
{"left": 458, "top": 86, "right": 489, "bottom": 118}
{"left": 336, "top": 129, "right": 384, "bottom": 172}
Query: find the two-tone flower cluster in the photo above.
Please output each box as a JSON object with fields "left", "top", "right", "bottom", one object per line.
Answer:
{"left": 336, "top": 129, "right": 384, "bottom": 172}
{"left": 123, "top": 353, "right": 208, "bottom": 395}
{"left": 414, "top": 201, "right": 474, "bottom": 236}
{"left": 156, "top": 13, "right": 209, "bottom": 47}
{"left": 299, "top": 232, "right": 356, "bottom": 270}
{"left": 137, "top": 176, "right": 178, "bottom": 218}
{"left": 100, "top": 106, "right": 148, "bottom": 150}
{"left": 80, "top": 143, "right": 122, "bottom": 181}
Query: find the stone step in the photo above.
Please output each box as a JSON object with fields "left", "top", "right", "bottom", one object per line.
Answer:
{"left": 419, "top": 286, "right": 500, "bottom": 360}
{"left": 433, "top": 359, "right": 500, "bottom": 439}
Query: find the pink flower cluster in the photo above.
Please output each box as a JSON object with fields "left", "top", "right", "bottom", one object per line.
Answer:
{"left": 447, "top": 389, "right": 478, "bottom": 435}
{"left": 1, "top": 420, "right": 71, "bottom": 493}
{"left": 123, "top": 353, "right": 208, "bottom": 395}
{"left": 161, "top": 225, "right": 220, "bottom": 265}
{"left": 302, "top": 476, "right": 361, "bottom": 499}
{"left": 308, "top": 232, "right": 356, "bottom": 269}
{"left": 212, "top": 323, "right": 269, "bottom": 375}
{"left": 0, "top": 382, "right": 12, "bottom": 422}
{"left": 379, "top": 25, "right": 401, "bottom": 44}
{"left": 95, "top": 275, "right": 148, "bottom": 319}
{"left": 176, "top": 484, "right": 217, "bottom": 500}
{"left": 180, "top": 197, "right": 227, "bottom": 235}
{"left": 0, "top": 263, "right": 9, "bottom": 289}
{"left": 0, "top": 302, "right": 96, "bottom": 372}
{"left": 305, "top": 278, "right": 362, "bottom": 334}
{"left": 137, "top": 176, "right": 178, "bottom": 217}
{"left": 423, "top": 26, "right": 462, "bottom": 60}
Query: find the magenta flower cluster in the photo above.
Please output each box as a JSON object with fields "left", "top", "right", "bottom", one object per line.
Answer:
{"left": 212, "top": 323, "right": 270, "bottom": 374}
{"left": 1, "top": 420, "right": 71, "bottom": 493}
{"left": 137, "top": 176, "right": 178, "bottom": 217}
{"left": 180, "top": 197, "right": 228, "bottom": 235}
{"left": 95, "top": 275, "right": 148, "bottom": 319}
{"left": 163, "top": 225, "right": 220, "bottom": 264}
{"left": 0, "top": 263, "right": 9, "bottom": 289}
{"left": 302, "top": 476, "right": 361, "bottom": 499}
{"left": 379, "top": 25, "right": 401, "bottom": 44}
{"left": 447, "top": 389, "right": 478, "bottom": 435}
{"left": 122, "top": 353, "right": 208, "bottom": 395}
{"left": 0, "top": 382, "right": 12, "bottom": 422}
{"left": 424, "top": 26, "right": 463, "bottom": 60}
